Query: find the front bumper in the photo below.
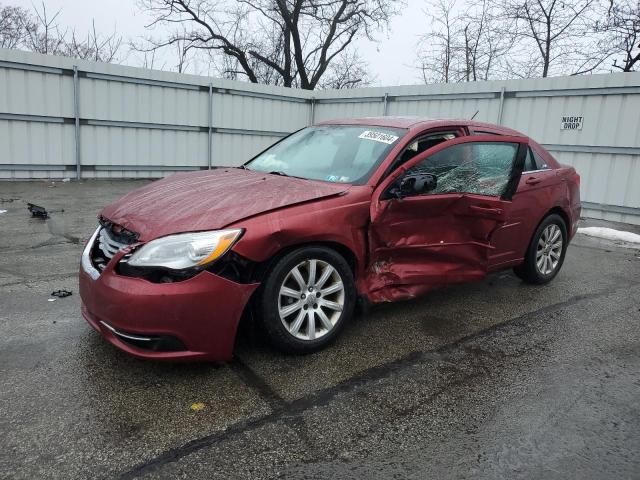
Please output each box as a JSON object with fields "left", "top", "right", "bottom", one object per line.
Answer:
{"left": 79, "top": 240, "right": 259, "bottom": 362}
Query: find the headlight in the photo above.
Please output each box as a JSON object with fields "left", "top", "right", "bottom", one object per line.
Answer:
{"left": 126, "top": 229, "right": 243, "bottom": 270}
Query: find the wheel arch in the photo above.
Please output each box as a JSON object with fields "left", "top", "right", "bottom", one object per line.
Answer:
{"left": 513, "top": 206, "right": 569, "bottom": 284}
{"left": 252, "top": 240, "right": 358, "bottom": 283}
{"left": 516, "top": 206, "right": 570, "bottom": 266}
{"left": 545, "top": 206, "right": 570, "bottom": 231}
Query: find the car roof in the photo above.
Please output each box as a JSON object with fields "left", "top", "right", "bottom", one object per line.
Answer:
{"left": 316, "top": 116, "right": 525, "bottom": 137}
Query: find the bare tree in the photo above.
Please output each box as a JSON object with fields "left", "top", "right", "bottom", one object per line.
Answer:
{"left": 22, "top": 1, "right": 67, "bottom": 55}
{"left": 319, "top": 50, "right": 374, "bottom": 88}
{"left": 1, "top": 1, "right": 124, "bottom": 63}
{"left": 0, "top": 4, "right": 35, "bottom": 49}
{"left": 418, "top": 0, "right": 463, "bottom": 83}
{"left": 138, "top": 48, "right": 165, "bottom": 70}
{"left": 599, "top": 0, "right": 640, "bottom": 71}
{"left": 461, "top": 0, "right": 512, "bottom": 80}
{"left": 417, "top": 0, "right": 510, "bottom": 83}
{"left": 66, "top": 20, "right": 124, "bottom": 63}
{"left": 137, "top": 0, "right": 402, "bottom": 89}
{"left": 169, "top": 30, "right": 193, "bottom": 73}
{"left": 493, "top": 0, "right": 603, "bottom": 77}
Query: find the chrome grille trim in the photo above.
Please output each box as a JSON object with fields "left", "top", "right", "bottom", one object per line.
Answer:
{"left": 98, "top": 227, "right": 129, "bottom": 259}
{"left": 81, "top": 227, "right": 101, "bottom": 280}
{"left": 99, "top": 321, "right": 153, "bottom": 342}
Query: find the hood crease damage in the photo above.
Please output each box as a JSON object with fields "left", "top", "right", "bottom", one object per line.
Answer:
{"left": 100, "top": 168, "right": 349, "bottom": 241}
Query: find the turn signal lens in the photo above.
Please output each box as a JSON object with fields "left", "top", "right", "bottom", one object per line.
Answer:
{"left": 196, "top": 230, "right": 242, "bottom": 266}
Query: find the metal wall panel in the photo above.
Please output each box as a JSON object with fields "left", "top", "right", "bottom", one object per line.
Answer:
{"left": 0, "top": 120, "right": 75, "bottom": 177}
{"left": 80, "top": 126, "right": 207, "bottom": 168}
{"left": 212, "top": 92, "right": 308, "bottom": 133}
{"left": 79, "top": 77, "right": 208, "bottom": 126}
{"left": 1, "top": 48, "right": 640, "bottom": 224}
{"left": 554, "top": 151, "right": 640, "bottom": 208}
{"left": 314, "top": 101, "right": 383, "bottom": 122}
{"left": 0, "top": 67, "right": 74, "bottom": 117}
{"left": 0, "top": 49, "right": 312, "bottom": 177}
{"left": 387, "top": 97, "right": 500, "bottom": 122}
{"left": 500, "top": 93, "right": 640, "bottom": 148}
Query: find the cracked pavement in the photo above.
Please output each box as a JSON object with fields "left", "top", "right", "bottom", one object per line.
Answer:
{"left": 1, "top": 180, "right": 639, "bottom": 479}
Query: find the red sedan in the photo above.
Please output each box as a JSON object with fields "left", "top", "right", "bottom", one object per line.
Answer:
{"left": 79, "top": 117, "right": 581, "bottom": 361}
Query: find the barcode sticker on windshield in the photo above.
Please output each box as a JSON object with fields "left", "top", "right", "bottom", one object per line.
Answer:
{"left": 358, "top": 131, "right": 399, "bottom": 144}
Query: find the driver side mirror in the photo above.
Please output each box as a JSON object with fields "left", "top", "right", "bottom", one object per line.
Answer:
{"left": 389, "top": 172, "right": 438, "bottom": 199}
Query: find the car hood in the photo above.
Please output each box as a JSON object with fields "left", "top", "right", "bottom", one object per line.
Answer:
{"left": 100, "top": 168, "right": 349, "bottom": 241}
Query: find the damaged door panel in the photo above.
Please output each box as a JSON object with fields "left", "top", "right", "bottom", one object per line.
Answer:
{"left": 366, "top": 135, "right": 526, "bottom": 303}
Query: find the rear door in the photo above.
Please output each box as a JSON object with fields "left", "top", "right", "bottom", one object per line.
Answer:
{"left": 487, "top": 145, "right": 559, "bottom": 268}
{"left": 366, "top": 135, "right": 526, "bottom": 302}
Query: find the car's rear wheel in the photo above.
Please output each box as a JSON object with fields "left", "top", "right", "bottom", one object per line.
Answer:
{"left": 258, "top": 246, "right": 356, "bottom": 354}
{"left": 514, "top": 213, "right": 567, "bottom": 284}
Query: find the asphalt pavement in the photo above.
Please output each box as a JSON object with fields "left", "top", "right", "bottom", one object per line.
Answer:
{"left": 0, "top": 179, "right": 638, "bottom": 479}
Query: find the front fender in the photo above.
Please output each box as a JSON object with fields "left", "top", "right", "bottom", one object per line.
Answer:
{"left": 229, "top": 188, "right": 372, "bottom": 285}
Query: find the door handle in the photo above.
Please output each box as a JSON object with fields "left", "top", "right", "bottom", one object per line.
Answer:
{"left": 469, "top": 205, "right": 503, "bottom": 215}
{"left": 525, "top": 177, "right": 541, "bottom": 185}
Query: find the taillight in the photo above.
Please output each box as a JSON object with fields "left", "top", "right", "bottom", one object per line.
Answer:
{"left": 575, "top": 172, "right": 580, "bottom": 187}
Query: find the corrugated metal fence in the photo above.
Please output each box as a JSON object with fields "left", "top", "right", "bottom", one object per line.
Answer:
{"left": 1, "top": 49, "right": 640, "bottom": 224}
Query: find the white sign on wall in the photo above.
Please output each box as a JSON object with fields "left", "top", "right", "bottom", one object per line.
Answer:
{"left": 560, "top": 115, "right": 584, "bottom": 130}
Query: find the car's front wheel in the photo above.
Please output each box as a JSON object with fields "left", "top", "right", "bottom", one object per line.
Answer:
{"left": 258, "top": 246, "right": 356, "bottom": 354}
{"left": 514, "top": 213, "right": 567, "bottom": 284}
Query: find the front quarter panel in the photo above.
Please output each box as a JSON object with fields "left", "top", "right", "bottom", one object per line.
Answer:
{"left": 229, "top": 186, "right": 372, "bottom": 285}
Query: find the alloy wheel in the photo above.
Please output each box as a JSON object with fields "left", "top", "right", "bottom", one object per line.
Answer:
{"left": 536, "top": 224, "right": 563, "bottom": 275}
{"left": 278, "top": 259, "right": 345, "bottom": 341}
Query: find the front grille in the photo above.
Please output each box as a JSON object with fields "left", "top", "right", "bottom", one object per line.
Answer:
{"left": 91, "top": 222, "right": 138, "bottom": 271}
{"left": 98, "top": 228, "right": 129, "bottom": 260}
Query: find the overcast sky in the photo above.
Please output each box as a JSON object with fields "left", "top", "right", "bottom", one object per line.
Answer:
{"left": 13, "top": 0, "right": 427, "bottom": 86}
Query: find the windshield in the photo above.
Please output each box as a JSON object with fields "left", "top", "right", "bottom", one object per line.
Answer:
{"left": 245, "top": 125, "right": 406, "bottom": 184}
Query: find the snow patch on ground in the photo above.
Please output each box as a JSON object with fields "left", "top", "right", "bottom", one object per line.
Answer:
{"left": 577, "top": 227, "right": 640, "bottom": 244}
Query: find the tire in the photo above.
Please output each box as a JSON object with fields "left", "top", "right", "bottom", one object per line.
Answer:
{"left": 257, "top": 246, "right": 356, "bottom": 354}
{"left": 514, "top": 213, "right": 568, "bottom": 284}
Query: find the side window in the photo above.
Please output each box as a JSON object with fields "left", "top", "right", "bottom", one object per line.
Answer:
{"left": 405, "top": 141, "right": 518, "bottom": 197}
{"left": 392, "top": 131, "right": 458, "bottom": 170}
{"left": 524, "top": 147, "right": 548, "bottom": 171}
{"left": 524, "top": 148, "right": 536, "bottom": 171}
{"left": 533, "top": 150, "right": 548, "bottom": 170}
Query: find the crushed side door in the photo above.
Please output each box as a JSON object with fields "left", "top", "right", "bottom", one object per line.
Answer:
{"left": 364, "top": 135, "right": 526, "bottom": 303}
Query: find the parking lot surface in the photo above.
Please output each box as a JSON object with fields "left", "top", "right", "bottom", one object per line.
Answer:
{"left": 1, "top": 180, "right": 639, "bottom": 479}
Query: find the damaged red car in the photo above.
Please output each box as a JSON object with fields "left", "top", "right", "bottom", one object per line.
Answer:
{"left": 79, "top": 117, "right": 581, "bottom": 361}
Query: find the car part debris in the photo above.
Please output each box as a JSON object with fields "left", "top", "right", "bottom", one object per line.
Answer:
{"left": 27, "top": 203, "right": 48, "bottom": 219}
{"left": 51, "top": 289, "right": 72, "bottom": 298}
{"left": 0, "top": 209, "right": 7, "bottom": 214}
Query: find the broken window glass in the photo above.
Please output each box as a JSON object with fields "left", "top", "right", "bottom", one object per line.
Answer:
{"left": 405, "top": 142, "right": 518, "bottom": 197}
